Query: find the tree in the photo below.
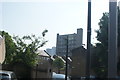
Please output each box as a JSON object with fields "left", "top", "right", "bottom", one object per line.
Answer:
{"left": 13, "top": 30, "right": 48, "bottom": 67}
{"left": 96, "top": 12, "right": 109, "bottom": 48}
{"left": 0, "top": 31, "right": 16, "bottom": 64}
{"left": 0, "top": 29, "right": 48, "bottom": 67}
{"left": 91, "top": 43, "right": 108, "bottom": 77}
{"left": 91, "top": 8, "right": 120, "bottom": 77}
{"left": 53, "top": 57, "right": 64, "bottom": 73}
{"left": 91, "top": 13, "right": 109, "bottom": 77}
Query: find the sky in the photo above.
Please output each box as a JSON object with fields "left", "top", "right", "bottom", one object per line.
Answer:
{"left": 0, "top": 0, "right": 120, "bottom": 50}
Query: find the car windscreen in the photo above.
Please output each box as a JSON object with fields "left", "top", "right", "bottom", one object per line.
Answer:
{"left": 0, "top": 73, "right": 9, "bottom": 80}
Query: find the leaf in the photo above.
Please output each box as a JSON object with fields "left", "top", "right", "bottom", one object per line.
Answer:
{"left": 42, "top": 29, "right": 48, "bottom": 37}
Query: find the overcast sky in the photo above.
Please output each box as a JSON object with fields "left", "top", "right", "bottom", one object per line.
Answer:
{"left": 0, "top": 0, "right": 120, "bottom": 50}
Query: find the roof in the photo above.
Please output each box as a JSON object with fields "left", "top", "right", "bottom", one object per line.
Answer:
{"left": 0, "top": 70, "right": 14, "bottom": 74}
{"left": 71, "top": 46, "right": 86, "bottom": 56}
{"left": 52, "top": 72, "right": 70, "bottom": 80}
{"left": 37, "top": 50, "right": 50, "bottom": 57}
{"left": 52, "top": 72, "right": 65, "bottom": 78}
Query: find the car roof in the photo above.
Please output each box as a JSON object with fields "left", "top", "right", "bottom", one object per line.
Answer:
{"left": 52, "top": 73, "right": 65, "bottom": 78}
{"left": 0, "top": 70, "right": 14, "bottom": 74}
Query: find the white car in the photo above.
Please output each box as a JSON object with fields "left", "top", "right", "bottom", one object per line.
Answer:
{"left": 0, "top": 70, "right": 17, "bottom": 80}
{"left": 52, "top": 72, "right": 70, "bottom": 80}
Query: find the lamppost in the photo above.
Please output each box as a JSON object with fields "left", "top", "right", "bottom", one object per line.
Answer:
{"left": 65, "top": 35, "right": 68, "bottom": 80}
{"left": 35, "top": 63, "right": 38, "bottom": 80}
{"left": 108, "top": 0, "right": 117, "bottom": 79}
{"left": 86, "top": 0, "right": 91, "bottom": 80}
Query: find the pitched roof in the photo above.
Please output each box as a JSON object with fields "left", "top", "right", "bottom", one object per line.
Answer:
{"left": 37, "top": 50, "right": 50, "bottom": 57}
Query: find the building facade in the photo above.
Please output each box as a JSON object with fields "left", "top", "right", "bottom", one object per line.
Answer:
{"left": 31, "top": 50, "right": 53, "bottom": 79}
{"left": 56, "top": 28, "right": 83, "bottom": 56}
{"left": 71, "top": 46, "right": 86, "bottom": 78}
{"left": 46, "top": 47, "right": 56, "bottom": 57}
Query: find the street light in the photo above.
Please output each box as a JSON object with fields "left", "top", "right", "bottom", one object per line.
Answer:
{"left": 65, "top": 35, "right": 68, "bottom": 80}
{"left": 86, "top": 0, "right": 91, "bottom": 80}
{"left": 35, "top": 63, "right": 38, "bottom": 80}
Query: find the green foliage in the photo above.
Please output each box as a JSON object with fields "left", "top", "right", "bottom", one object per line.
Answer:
{"left": 95, "top": 12, "right": 109, "bottom": 47}
{"left": 91, "top": 9, "right": 120, "bottom": 77}
{"left": 92, "top": 13, "right": 109, "bottom": 77}
{"left": 0, "top": 30, "right": 48, "bottom": 67}
{"left": 91, "top": 43, "right": 108, "bottom": 77}
{"left": 91, "top": 13, "right": 109, "bottom": 77}
{"left": 53, "top": 57, "right": 64, "bottom": 73}
{"left": 42, "top": 29, "right": 48, "bottom": 37}
{"left": 53, "top": 57, "right": 64, "bottom": 69}
{"left": 13, "top": 30, "right": 48, "bottom": 67}
{"left": 0, "top": 31, "right": 16, "bottom": 64}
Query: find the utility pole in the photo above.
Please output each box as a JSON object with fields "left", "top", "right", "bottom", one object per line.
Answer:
{"left": 65, "top": 35, "right": 68, "bottom": 80}
{"left": 108, "top": 0, "right": 118, "bottom": 79}
{"left": 86, "top": 0, "right": 91, "bottom": 80}
{"left": 35, "top": 64, "right": 38, "bottom": 80}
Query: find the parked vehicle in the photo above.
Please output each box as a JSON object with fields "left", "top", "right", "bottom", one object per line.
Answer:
{"left": 81, "top": 75, "right": 96, "bottom": 80}
{"left": 0, "top": 70, "right": 17, "bottom": 80}
{"left": 52, "top": 72, "right": 70, "bottom": 80}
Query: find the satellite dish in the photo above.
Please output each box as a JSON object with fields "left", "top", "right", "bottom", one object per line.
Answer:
{"left": 0, "top": 36, "right": 6, "bottom": 64}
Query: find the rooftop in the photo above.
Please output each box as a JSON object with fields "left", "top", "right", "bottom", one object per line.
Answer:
{"left": 37, "top": 50, "right": 51, "bottom": 57}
